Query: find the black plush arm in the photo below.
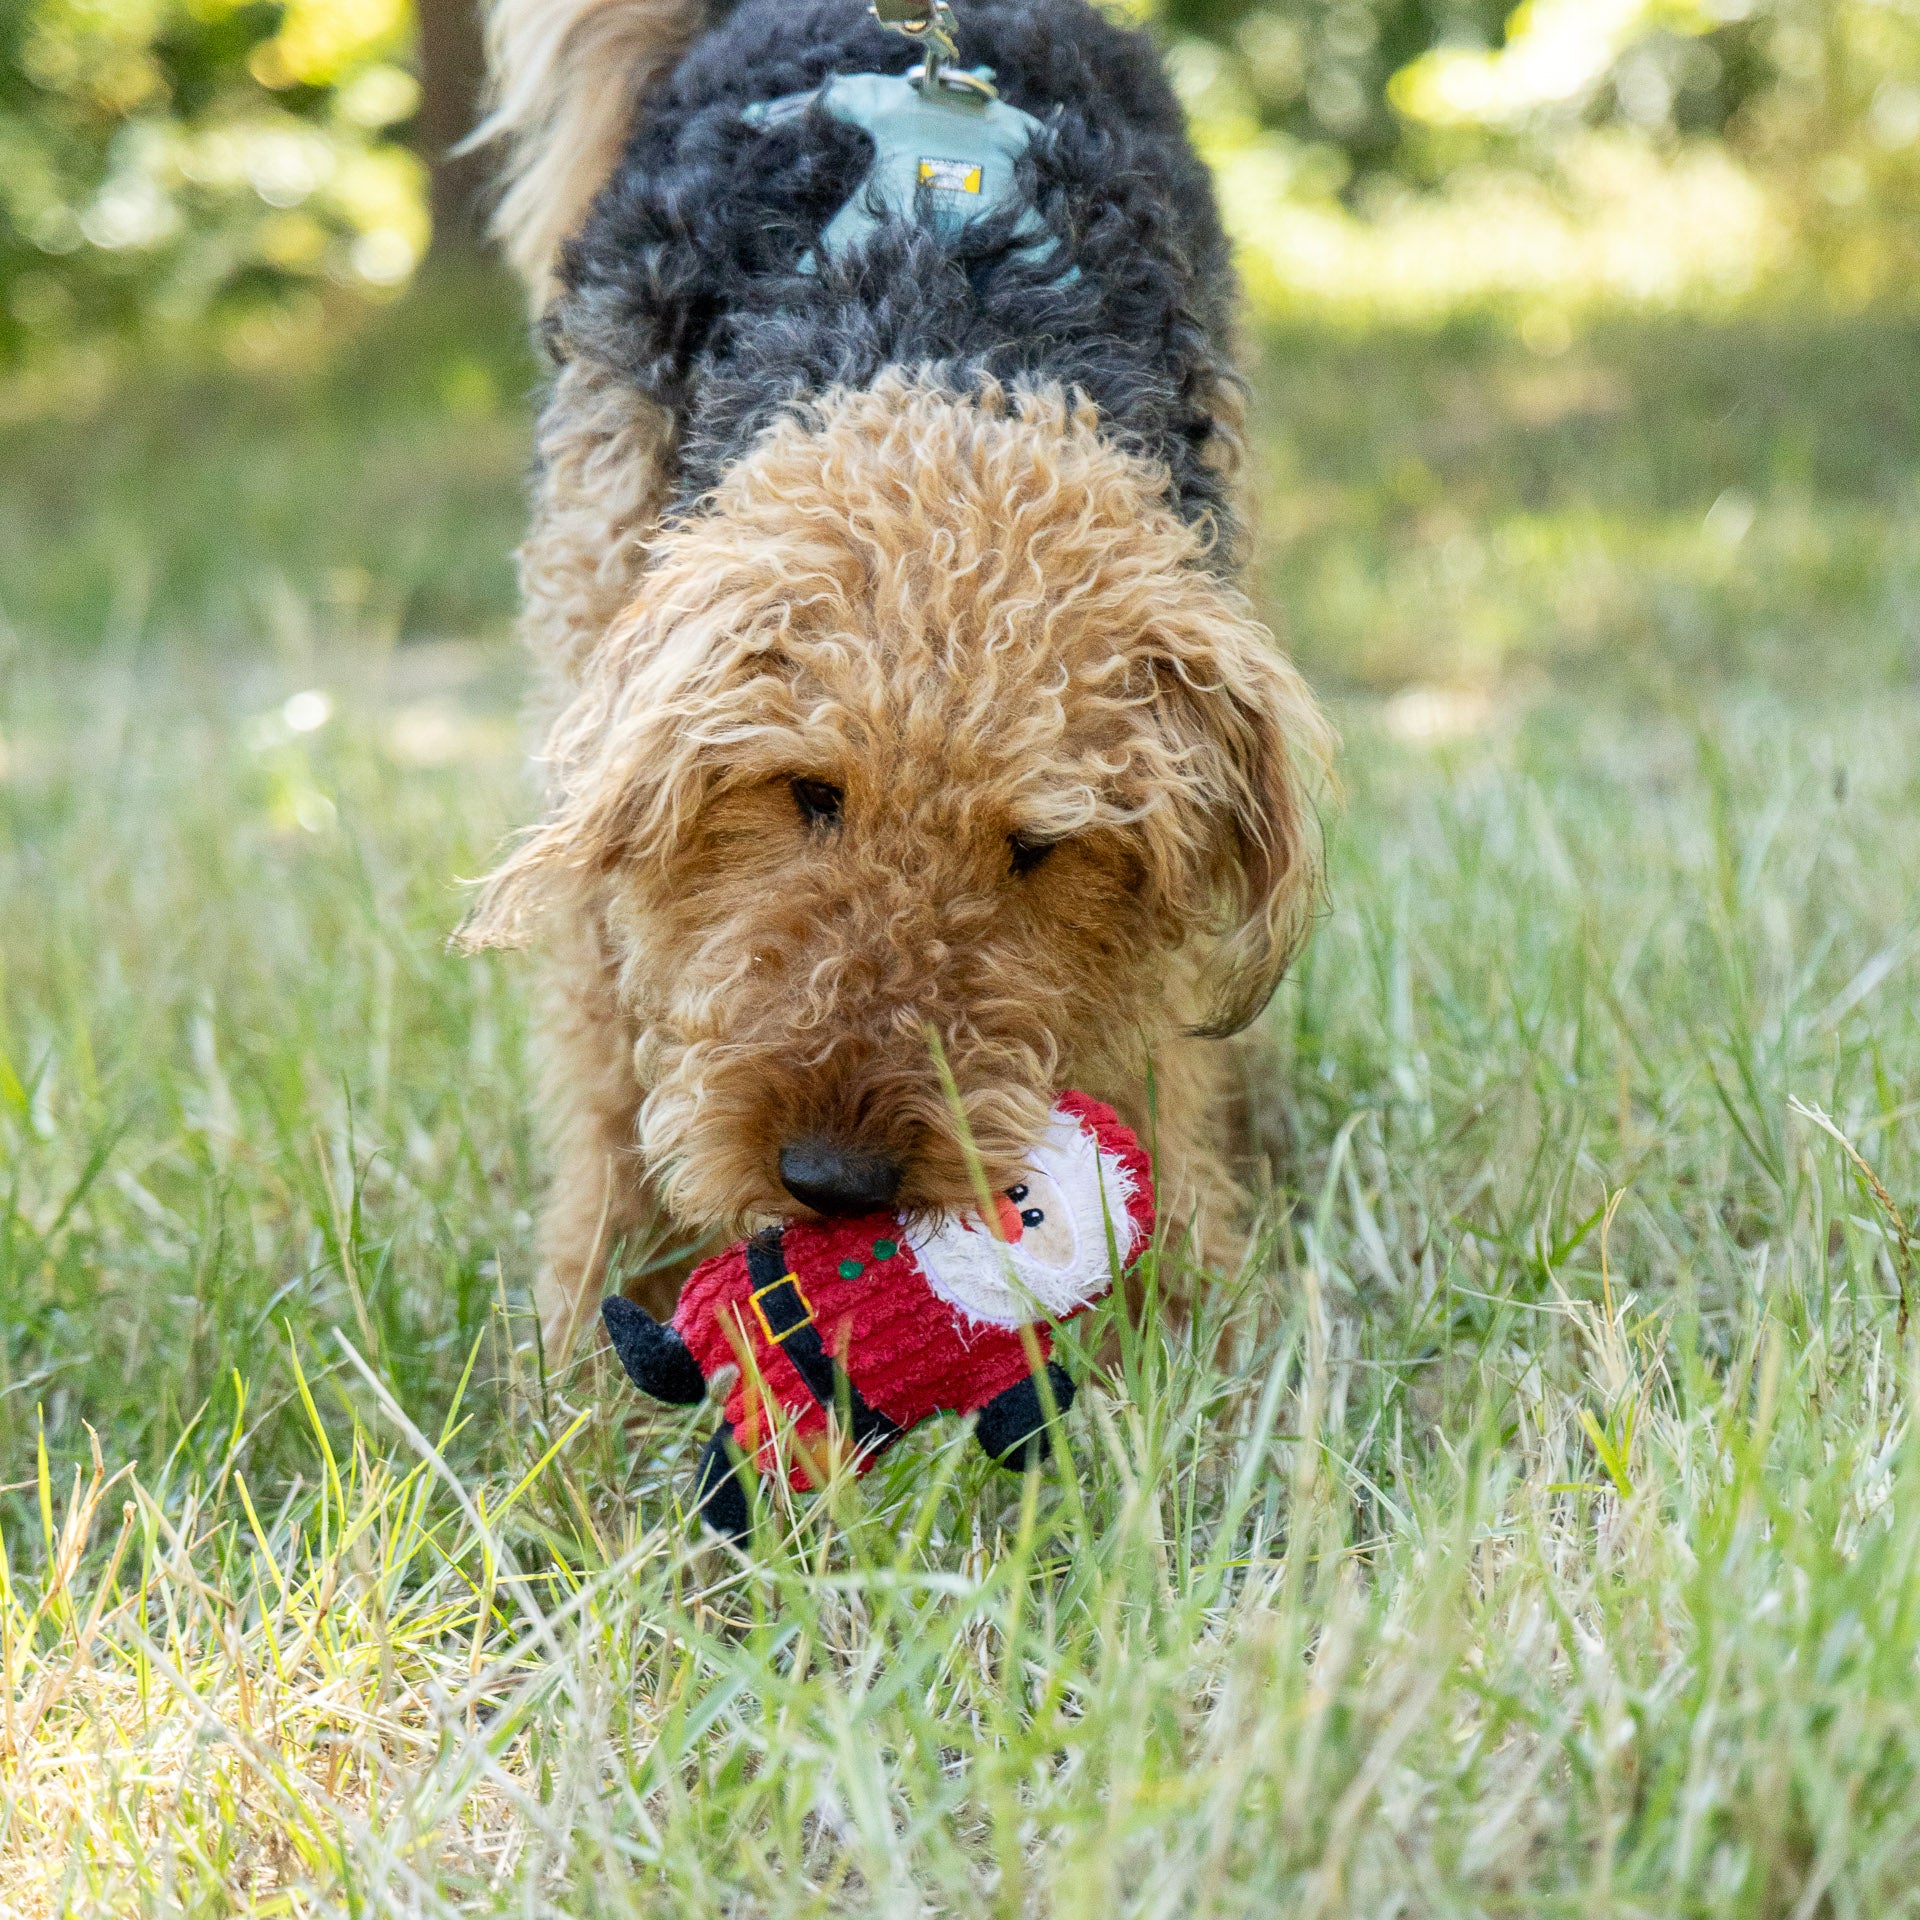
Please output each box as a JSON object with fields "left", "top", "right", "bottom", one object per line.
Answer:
{"left": 974, "top": 1362, "right": 1077, "bottom": 1470}
{"left": 602, "top": 1296, "right": 707, "bottom": 1406}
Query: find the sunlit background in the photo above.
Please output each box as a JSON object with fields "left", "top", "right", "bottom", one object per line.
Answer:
{"left": 7, "top": 0, "right": 1920, "bottom": 360}
{"left": 7, "top": 0, "right": 1920, "bottom": 722}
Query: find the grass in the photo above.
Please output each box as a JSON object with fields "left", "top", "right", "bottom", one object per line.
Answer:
{"left": 2, "top": 274, "right": 1920, "bottom": 1913}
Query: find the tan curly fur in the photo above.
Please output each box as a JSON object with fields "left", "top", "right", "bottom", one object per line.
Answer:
{"left": 472, "top": 0, "right": 709, "bottom": 295}
{"left": 466, "top": 375, "right": 1331, "bottom": 1356}
{"left": 521, "top": 355, "right": 678, "bottom": 686}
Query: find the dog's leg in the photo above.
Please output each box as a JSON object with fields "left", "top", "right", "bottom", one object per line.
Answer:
{"left": 510, "top": 366, "right": 682, "bottom": 1364}
{"left": 521, "top": 359, "right": 675, "bottom": 687}
{"left": 532, "top": 907, "right": 686, "bottom": 1362}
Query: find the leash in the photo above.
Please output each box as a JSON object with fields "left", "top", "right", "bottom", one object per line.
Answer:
{"left": 869, "top": 0, "right": 981, "bottom": 100}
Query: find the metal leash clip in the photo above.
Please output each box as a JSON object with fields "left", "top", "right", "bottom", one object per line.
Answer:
{"left": 869, "top": 0, "right": 998, "bottom": 101}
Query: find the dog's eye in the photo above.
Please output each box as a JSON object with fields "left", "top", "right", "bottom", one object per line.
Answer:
{"left": 790, "top": 778, "right": 844, "bottom": 829}
{"left": 1009, "top": 833, "right": 1058, "bottom": 876}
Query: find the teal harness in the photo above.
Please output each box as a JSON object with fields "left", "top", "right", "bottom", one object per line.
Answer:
{"left": 743, "top": 67, "right": 1070, "bottom": 278}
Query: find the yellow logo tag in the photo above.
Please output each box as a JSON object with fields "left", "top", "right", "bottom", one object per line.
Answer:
{"left": 918, "top": 157, "right": 983, "bottom": 195}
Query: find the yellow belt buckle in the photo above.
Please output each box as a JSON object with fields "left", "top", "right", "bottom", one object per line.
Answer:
{"left": 750, "top": 1272, "right": 813, "bottom": 1345}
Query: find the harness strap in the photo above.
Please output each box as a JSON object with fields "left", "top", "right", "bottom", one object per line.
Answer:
{"left": 744, "top": 1228, "right": 903, "bottom": 1456}
{"left": 742, "top": 71, "right": 1075, "bottom": 283}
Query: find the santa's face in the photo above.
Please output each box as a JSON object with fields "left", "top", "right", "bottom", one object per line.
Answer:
{"left": 910, "top": 1107, "right": 1141, "bottom": 1328}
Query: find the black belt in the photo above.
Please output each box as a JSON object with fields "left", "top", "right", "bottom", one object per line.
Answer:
{"left": 744, "top": 1228, "right": 902, "bottom": 1457}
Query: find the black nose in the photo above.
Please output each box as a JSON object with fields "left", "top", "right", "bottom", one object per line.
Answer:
{"left": 778, "top": 1139, "right": 904, "bottom": 1218}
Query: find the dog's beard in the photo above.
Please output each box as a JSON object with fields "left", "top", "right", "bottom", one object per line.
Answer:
{"left": 631, "top": 1023, "right": 1061, "bottom": 1232}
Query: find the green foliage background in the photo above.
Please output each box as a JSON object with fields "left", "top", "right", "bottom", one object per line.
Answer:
{"left": 1, "top": 0, "right": 426, "bottom": 368}
{"left": 1163, "top": 0, "right": 1776, "bottom": 182}
{"left": 10, "top": 1, "right": 1920, "bottom": 370}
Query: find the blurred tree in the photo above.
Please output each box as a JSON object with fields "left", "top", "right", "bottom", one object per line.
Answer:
{"left": 0, "top": 0, "right": 429, "bottom": 369}
{"left": 6, "top": 0, "right": 1920, "bottom": 370}
{"left": 412, "top": 0, "right": 487, "bottom": 249}
{"left": 1156, "top": 1, "right": 1796, "bottom": 191}
{"left": 1155, "top": 0, "right": 1920, "bottom": 293}
{"left": 1160, "top": 0, "right": 1513, "bottom": 183}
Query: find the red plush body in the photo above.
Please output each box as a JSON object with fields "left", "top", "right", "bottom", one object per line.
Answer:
{"left": 672, "top": 1093, "right": 1152, "bottom": 1488}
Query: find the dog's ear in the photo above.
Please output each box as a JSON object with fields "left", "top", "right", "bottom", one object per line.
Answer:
{"left": 453, "top": 694, "right": 644, "bottom": 951}
{"left": 457, "top": 443, "right": 868, "bottom": 953}
{"left": 455, "top": 596, "right": 759, "bottom": 952}
{"left": 1139, "top": 582, "right": 1335, "bottom": 1038}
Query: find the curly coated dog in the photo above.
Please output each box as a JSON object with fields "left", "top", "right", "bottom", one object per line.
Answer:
{"left": 465, "top": 0, "right": 1334, "bottom": 1360}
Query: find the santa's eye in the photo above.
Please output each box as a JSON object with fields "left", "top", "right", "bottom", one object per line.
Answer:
{"left": 1021, "top": 1208, "right": 1045, "bottom": 1229}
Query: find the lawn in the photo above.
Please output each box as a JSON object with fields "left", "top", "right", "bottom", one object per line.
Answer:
{"left": 2, "top": 273, "right": 1919, "bottom": 1915}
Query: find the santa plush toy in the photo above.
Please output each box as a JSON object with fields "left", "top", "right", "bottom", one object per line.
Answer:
{"left": 603, "top": 1093, "right": 1155, "bottom": 1541}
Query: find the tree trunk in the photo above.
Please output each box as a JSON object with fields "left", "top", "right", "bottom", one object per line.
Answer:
{"left": 413, "top": 0, "right": 490, "bottom": 253}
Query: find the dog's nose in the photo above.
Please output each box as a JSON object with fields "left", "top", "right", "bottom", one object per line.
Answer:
{"left": 778, "top": 1139, "right": 904, "bottom": 1217}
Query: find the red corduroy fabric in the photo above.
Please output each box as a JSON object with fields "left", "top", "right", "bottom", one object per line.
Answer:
{"left": 672, "top": 1095, "right": 1154, "bottom": 1488}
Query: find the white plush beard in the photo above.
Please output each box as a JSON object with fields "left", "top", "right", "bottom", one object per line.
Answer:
{"left": 909, "top": 1109, "right": 1142, "bottom": 1330}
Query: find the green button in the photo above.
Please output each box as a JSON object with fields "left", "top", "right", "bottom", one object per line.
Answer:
{"left": 838, "top": 1258, "right": 865, "bottom": 1281}
{"left": 872, "top": 1238, "right": 899, "bottom": 1261}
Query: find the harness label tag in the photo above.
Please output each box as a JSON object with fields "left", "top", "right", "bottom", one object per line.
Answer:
{"left": 918, "top": 156, "right": 983, "bottom": 194}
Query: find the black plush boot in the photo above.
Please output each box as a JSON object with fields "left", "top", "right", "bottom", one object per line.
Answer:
{"left": 602, "top": 1296, "right": 707, "bottom": 1405}
{"left": 694, "top": 1424, "right": 752, "bottom": 1543}
{"left": 974, "top": 1362, "right": 1077, "bottom": 1470}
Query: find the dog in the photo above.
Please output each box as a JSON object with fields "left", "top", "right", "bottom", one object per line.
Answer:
{"left": 463, "top": 0, "right": 1333, "bottom": 1360}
